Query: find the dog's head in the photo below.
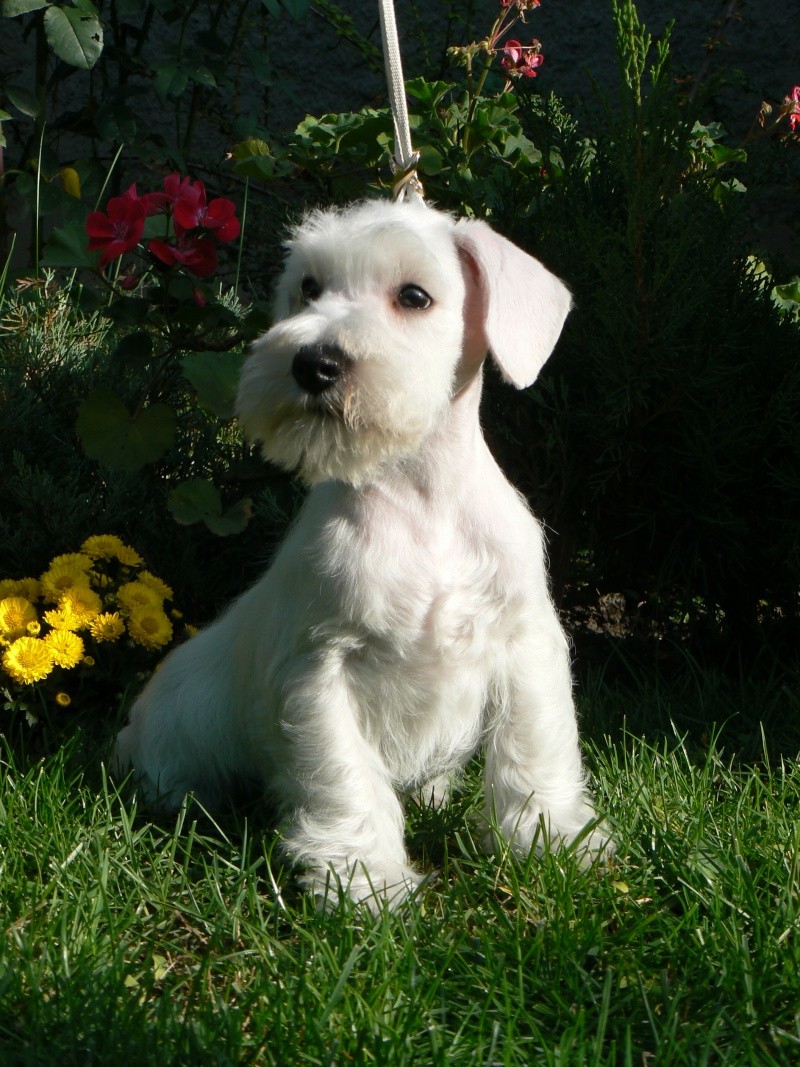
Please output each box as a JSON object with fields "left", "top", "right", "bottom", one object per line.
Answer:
{"left": 236, "top": 199, "right": 571, "bottom": 486}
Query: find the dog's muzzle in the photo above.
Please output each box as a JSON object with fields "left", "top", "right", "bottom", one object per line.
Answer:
{"left": 292, "top": 344, "right": 349, "bottom": 396}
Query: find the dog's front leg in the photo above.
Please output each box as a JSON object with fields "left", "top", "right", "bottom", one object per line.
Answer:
{"left": 276, "top": 654, "right": 421, "bottom": 911}
{"left": 484, "top": 620, "right": 611, "bottom": 864}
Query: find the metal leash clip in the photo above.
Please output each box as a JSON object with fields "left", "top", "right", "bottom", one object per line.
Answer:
{"left": 390, "top": 153, "right": 425, "bottom": 202}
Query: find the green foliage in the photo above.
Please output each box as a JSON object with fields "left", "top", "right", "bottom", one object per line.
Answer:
{"left": 0, "top": 275, "right": 293, "bottom": 619}
{"left": 1, "top": 660, "right": 799, "bottom": 1063}
{"left": 488, "top": 7, "right": 800, "bottom": 643}
{"left": 3, "top": 0, "right": 104, "bottom": 70}
{"left": 230, "top": 0, "right": 800, "bottom": 647}
{"left": 76, "top": 388, "right": 176, "bottom": 472}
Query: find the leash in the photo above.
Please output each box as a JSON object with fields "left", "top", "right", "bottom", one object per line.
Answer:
{"left": 377, "top": 0, "right": 425, "bottom": 203}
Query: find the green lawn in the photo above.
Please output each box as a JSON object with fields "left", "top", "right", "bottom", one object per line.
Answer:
{"left": 1, "top": 660, "right": 798, "bottom": 1065}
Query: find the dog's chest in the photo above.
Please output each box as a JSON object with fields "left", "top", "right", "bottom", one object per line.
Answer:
{"left": 319, "top": 491, "right": 523, "bottom": 666}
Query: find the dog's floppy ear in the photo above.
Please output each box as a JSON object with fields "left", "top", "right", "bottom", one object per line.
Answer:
{"left": 454, "top": 218, "right": 572, "bottom": 389}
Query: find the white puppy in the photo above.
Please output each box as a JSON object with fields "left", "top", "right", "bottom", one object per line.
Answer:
{"left": 114, "top": 198, "right": 611, "bottom": 909}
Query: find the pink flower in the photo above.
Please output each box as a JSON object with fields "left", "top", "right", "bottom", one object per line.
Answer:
{"left": 500, "top": 39, "right": 544, "bottom": 78}
{"left": 788, "top": 85, "right": 800, "bottom": 131}
{"left": 86, "top": 194, "right": 146, "bottom": 268}
{"left": 148, "top": 236, "right": 218, "bottom": 277}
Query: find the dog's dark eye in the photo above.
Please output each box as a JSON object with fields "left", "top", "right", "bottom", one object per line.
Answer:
{"left": 398, "top": 284, "right": 432, "bottom": 310}
{"left": 301, "top": 277, "right": 322, "bottom": 302}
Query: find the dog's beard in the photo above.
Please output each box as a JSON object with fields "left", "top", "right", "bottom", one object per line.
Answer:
{"left": 246, "top": 387, "right": 441, "bottom": 487}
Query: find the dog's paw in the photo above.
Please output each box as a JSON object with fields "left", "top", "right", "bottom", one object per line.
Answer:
{"left": 487, "top": 801, "right": 615, "bottom": 867}
{"left": 303, "top": 861, "right": 426, "bottom": 914}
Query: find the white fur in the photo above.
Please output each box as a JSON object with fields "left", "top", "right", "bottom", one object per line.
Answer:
{"left": 114, "top": 199, "right": 612, "bottom": 911}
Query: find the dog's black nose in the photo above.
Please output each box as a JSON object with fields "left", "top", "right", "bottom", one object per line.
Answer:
{"left": 291, "top": 344, "right": 347, "bottom": 396}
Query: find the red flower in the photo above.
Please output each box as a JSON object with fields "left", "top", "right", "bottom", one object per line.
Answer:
{"left": 789, "top": 85, "right": 800, "bottom": 132}
{"left": 173, "top": 181, "right": 240, "bottom": 243}
{"left": 148, "top": 236, "right": 218, "bottom": 277}
{"left": 86, "top": 194, "right": 147, "bottom": 268}
{"left": 500, "top": 38, "right": 544, "bottom": 78}
{"left": 119, "top": 181, "right": 167, "bottom": 217}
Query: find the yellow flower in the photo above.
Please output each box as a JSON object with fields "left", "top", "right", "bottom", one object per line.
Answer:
{"left": 137, "top": 571, "right": 174, "bottom": 601}
{"left": 116, "top": 580, "right": 163, "bottom": 614}
{"left": 27, "top": 621, "right": 41, "bottom": 636}
{"left": 41, "top": 554, "right": 92, "bottom": 602}
{"left": 89, "top": 612, "right": 125, "bottom": 643}
{"left": 55, "top": 691, "right": 72, "bottom": 707}
{"left": 59, "top": 587, "right": 102, "bottom": 626}
{"left": 0, "top": 597, "right": 38, "bottom": 642}
{"left": 43, "top": 604, "right": 82, "bottom": 632}
{"left": 43, "top": 586, "right": 101, "bottom": 631}
{"left": 184, "top": 624, "right": 199, "bottom": 637}
{"left": 81, "top": 534, "right": 126, "bottom": 560}
{"left": 44, "top": 629, "right": 85, "bottom": 669}
{"left": 127, "top": 608, "right": 173, "bottom": 650}
{"left": 2, "top": 637, "right": 53, "bottom": 684}
{"left": 115, "top": 544, "right": 144, "bottom": 567}
{"left": 0, "top": 577, "right": 41, "bottom": 601}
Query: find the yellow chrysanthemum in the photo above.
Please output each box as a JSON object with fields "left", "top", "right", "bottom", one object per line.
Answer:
{"left": 40, "top": 554, "right": 92, "bottom": 602}
{"left": 137, "top": 571, "right": 174, "bottom": 601}
{"left": 0, "top": 597, "right": 38, "bottom": 642}
{"left": 184, "top": 624, "right": 199, "bottom": 638}
{"left": 44, "top": 629, "right": 85, "bottom": 669}
{"left": 2, "top": 637, "right": 53, "bottom": 684}
{"left": 89, "top": 612, "right": 125, "bottom": 643}
{"left": 0, "top": 577, "right": 41, "bottom": 601}
{"left": 116, "top": 580, "right": 163, "bottom": 614}
{"left": 59, "top": 587, "right": 102, "bottom": 626}
{"left": 27, "top": 620, "right": 41, "bottom": 636}
{"left": 55, "top": 691, "right": 72, "bottom": 707}
{"left": 43, "top": 586, "right": 101, "bottom": 631}
{"left": 81, "top": 534, "right": 126, "bottom": 560}
{"left": 127, "top": 608, "right": 173, "bottom": 650}
{"left": 43, "top": 604, "right": 82, "bottom": 632}
{"left": 114, "top": 544, "right": 144, "bottom": 567}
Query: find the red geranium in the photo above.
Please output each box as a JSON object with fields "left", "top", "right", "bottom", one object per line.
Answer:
{"left": 789, "top": 85, "right": 800, "bottom": 132}
{"left": 85, "top": 172, "right": 240, "bottom": 274}
{"left": 148, "top": 236, "right": 218, "bottom": 277}
{"left": 173, "top": 180, "right": 241, "bottom": 243}
{"left": 500, "top": 39, "right": 544, "bottom": 78}
{"left": 86, "top": 192, "right": 147, "bottom": 269}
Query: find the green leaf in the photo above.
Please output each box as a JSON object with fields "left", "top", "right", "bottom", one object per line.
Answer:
{"left": 418, "top": 144, "right": 443, "bottom": 176}
{"left": 5, "top": 84, "right": 41, "bottom": 118}
{"left": 205, "top": 497, "right": 252, "bottom": 536}
{"left": 168, "top": 479, "right": 252, "bottom": 535}
{"left": 43, "top": 3, "right": 103, "bottom": 70}
{"left": 155, "top": 62, "right": 189, "bottom": 100}
{"left": 77, "top": 389, "right": 175, "bottom": 472}
{"left": 182, "top": 350, "right": 246, "bottom": 419}
{"left": 2, "top": 0, "right": 50, "bottom": 16}
{"left": 110, "top": 331, "right": 154, "bottom": 373}
{"left": 232, "top": 138, "right": 276, "bottom": 180}
{"left": 41, "top": 220, "right": 98, "bottom": 267}
{"left": 189, "top": 65, "right": 217, "bottom": 87}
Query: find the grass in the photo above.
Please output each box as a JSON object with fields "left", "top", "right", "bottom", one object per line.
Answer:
{"left": 1, "top": 658, "right": 799, "bottom": 1066}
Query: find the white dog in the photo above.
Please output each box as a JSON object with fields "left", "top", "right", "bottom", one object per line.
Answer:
{"left": 114, "top": 198, "right": 611, "bottom": 909}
